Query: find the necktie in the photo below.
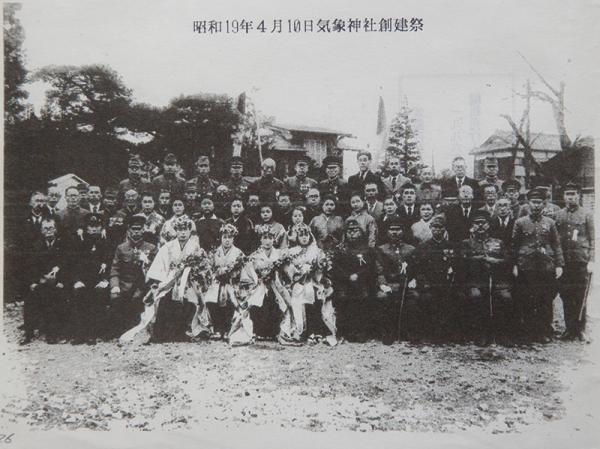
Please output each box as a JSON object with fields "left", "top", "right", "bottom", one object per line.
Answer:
{"left": 463, "top": 207, "right": 468, "bottom": 218}
{"left": 392, "top": 177, "right": 396, "bottom": 189}
{"left": 457, "top": 178, "right": 463, "bottom": 189}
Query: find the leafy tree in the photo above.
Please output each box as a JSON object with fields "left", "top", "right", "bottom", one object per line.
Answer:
{"left": 4, "top": 3, "right": 29, "bottom": 124}
{"left": 386, "top": 105, "right": 422, "bottom": 172}
{"left": 33, "top": 64, "right": 133, "bottom": 136}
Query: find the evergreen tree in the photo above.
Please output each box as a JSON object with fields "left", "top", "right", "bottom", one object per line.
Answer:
{"left": 386, "top": 105, "right": 422, "bottom": 172}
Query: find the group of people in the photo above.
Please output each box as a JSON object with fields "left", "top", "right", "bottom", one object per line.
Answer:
{"left": 18, "top": 149, "right": 594, "bottom": 347}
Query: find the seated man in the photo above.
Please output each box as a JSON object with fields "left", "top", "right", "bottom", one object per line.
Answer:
{"left": 376, "top": 217, "right": 416, "bottom": 344}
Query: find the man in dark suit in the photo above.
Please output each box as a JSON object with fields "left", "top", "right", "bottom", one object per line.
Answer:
{"left": 397, "top": 183, "right": 420, "bottom": 228}
{"left": 347, "top": 151, "right": 385, "bottom": 200}
{"left": 489, "top": 197, "right": 515, "bottom": 248}
{"left": 441, "top": 156, "right": 480, "bottom": 200}
{"left": 445, "top": 185, "right": 476, "bottom": 242}
{"left": 21, "top": 218, "right": 68, "bottom": 344}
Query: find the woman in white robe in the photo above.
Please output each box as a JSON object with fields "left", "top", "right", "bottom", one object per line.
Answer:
{"left": 159, "top": 199, "right": 197, "bottom": 246}
{"left": 281, "top": 223, "right": 337, "bottom": 345}
{"left": 120, "top": 216, "right": 210, "bottom": 344}
{"left": 244, "top": 225, "right": 297, "bottom": 344}
{"left": 204, "top": 223, "right": 246, "bottom": 340}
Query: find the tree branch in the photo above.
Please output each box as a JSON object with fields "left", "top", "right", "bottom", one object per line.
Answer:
{"left": 517, "top": 51, "right": 560, "bottom": 97}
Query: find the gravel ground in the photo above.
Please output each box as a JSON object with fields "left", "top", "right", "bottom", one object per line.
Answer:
{"left": 0, "top": 299, "right": 595, "bottom": 437}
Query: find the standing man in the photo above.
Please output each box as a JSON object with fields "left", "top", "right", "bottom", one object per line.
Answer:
{"left": 152, "top": 153, "right": 186, "bottom": 198}
{"left": 119, "top": 155, "right": 150, "bottom": 207}
{"left": 303, "top": 188, "right": 322, "bottom": 224}
{"left": 478, "top": 157, "right": 504, "bottom": 192}
{"left": 109, "top": 215, "right": 157, "bottom": 338}
{"left": 397, "top": 183, "right": 420, "bottom": 228}
{"left": 224, "top": 156, "right": 252, "bottom": 198}
{"left": 555, "top": 182, "right": 594, "bottom": 341}
{"left": 364, "top": 182, "right": 384, "bottom": 221}
{"left": 138, "top": 193, "right": 166, "bottom": 245}
{"left": 479, "top": 185, "right": 499, "bottom": 215}
{"left": 86, "top": 185, "right": 104, "bottom": 214}
{"left": 194, "top": 197, "right": 225, "bottom": 252}
{"left": 502, "top": 179, "right": 523, "bottom": 219}
{"left": 348, "top": 151, "right": 385, "bottom": 199}
{"left": 519, "top": 179, "right": 561, "bottom": 220}
{"left": 512, "top": 188, "right": 564, "bottom": 343}
{"left": 489, "top": 197, "right": 515, "bottom": 248}
{"left": 376, "top": 217, "right": 416, "bottom": 344}
{"left": 285, "top": 156, "right": 318, "bottom": 202}
{"left": 183, "top": 181, "right": 201, "bottom": 216}
{"left": 189, "top": 155, "right": 219, "bottom": 199}
{"left": 319, "top": 156, "right": 349, "bottom": 216}
{"left": 156, "top": 189, "right": 173, "bottom": 220}
{"left": 46, "top": 184, "right": 62, "bottom": 215}
{"left": 382, "top": 155, "right": 410, "bottom": 197}
{"left": 249, "top": 158, "right": 286, "bottom": 205}
{"left": 407, "top": 215, "right": 458, "bottom": 341}
{"left": 416, "top": 165, "right": 442, "bottom": 203}
{"left": 57, "top": 186, "right": 90, "bottom": 240}
{"left": 459, "top": 210, "right": 512, "bottom": 346}
{"left": 441, "top": 156, "right": 479, "bottom": 199}
{"left": 445, "top": 185, "right": 476, "bottom": 243}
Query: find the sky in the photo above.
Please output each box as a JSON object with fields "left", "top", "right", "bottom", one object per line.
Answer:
{"left": 15, "top": 0, "right": 600, "bottom": 174}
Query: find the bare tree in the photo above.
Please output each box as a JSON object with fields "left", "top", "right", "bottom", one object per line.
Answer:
{"left": 518, "top": 52, "right": 571, "bottom": 151}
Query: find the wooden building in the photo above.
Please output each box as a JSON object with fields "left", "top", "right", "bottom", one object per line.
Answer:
{"left": 470, "top": 130, "right": 562, "bottom": 189}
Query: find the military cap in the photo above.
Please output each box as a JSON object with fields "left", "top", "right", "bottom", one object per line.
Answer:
{"left": 345, "top": 219, "right": 361, "bottom": 231}
{"left": 196, "top": 155, "right": 210, "bottom": 165}
{"left": 84, "top": 213, "right": 103, "bottom": 227}
{"left": 322, "top": 156, "right": 342, "bottom": 167}
{"left": 231, "top": 156, "right": 244, "bottom": 167}
{"left": 164, "top": 153, "right": 178, "bottom": 164}
{"left": 219, "top": 223, "right": 238, "bottom": 237}
{"left": 502, "top": 179, "right": 521, "bottom": 192}
{"left": 484, "top": 156, "right": 498, "bottom": 166}
{"left": 386, "top": 216, "right": 405, "bottom": 229}
{"left": 430, "top": 214, "right": 447, "bottom": 228}
{"left": 128, "top": 214, "right": 147, "bottom": 228}
{"left": 470, "top": 209, "right": 491, "bottom": 224}
{"left": 296, "top": 155, "right": 311, "bottom": 165}
{"left": 562, "top": 181, "right": 581, "bottom": 193}
{"left": 527, "top": 187, "right": 547, "bottom": 200}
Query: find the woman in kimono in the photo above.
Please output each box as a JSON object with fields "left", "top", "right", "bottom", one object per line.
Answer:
{"left": 282, "top": 207, "right": 306, "bottom": 248}
{"left": 204, "top": 224, "right": 245, "bottom": 340}
{"left": 244, "top": 225, "right": 297, "bottom": 344}
{"left": 122, "top": 215, "right": 211, "bottom": 343}
{"left": 281, "top": 223, "right": 337, "bottom": 345}
{"left": 253, "top": 204, "right": 286, "bottom": 248}
{"left": 159, "top": 198, "right": 197, "bottom": 246}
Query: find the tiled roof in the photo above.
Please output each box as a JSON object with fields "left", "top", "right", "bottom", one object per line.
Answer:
{"left": 470, "top": 129, "right": 563, "bottom": 154}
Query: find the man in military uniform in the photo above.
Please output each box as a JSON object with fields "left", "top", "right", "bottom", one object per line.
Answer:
{"left": 512, "top": 188, "right": 564, "bottom": 343}
{"left": 319, "top": 156, "right": 349, "bottom": 216}
{"left": 375, "top": 217, "right": 416, "bottom": 344}
{"left": 109, "top": 215, "right": 157, "bottom": 338}
{"left": 118, "top": 155, "right": 150, "bottom": 207}
{"left": 188, "top": 155, "right": 219, "bottom": 199}
{"left": 68, "top": 214, "right": 112, "bottom": 344}
{"left": 102, "top": 187, "right": 119, "bottom": 218}
{"left": 224, "top": 156, "right": 251, "bottom": 198}
{"left": 331, "top": 219, "right": 378, "bottom": 342}
{"left": 77, "top": 182, "right": 90, "bottom": 210}
{"left": 183, "top": 180, "right": 201, "bottom": 216}
{"left": 459, "top": 210, "right": 512, "bottom": 346}
{"left": 285, "top": 156, "right": 318, "bottom": 202}
{"left": 21, "top": 218, "right": 67, "bottom": 344}
{"left": 519, "top": 179, "right": 561, "bottom": 220}
{"left": 156, "top": 189, "right": 173, "bottom": 220}
{"left": 502, "top": 179, "right": 523, "bottom": 219}
{"left": 555, "top": 182, "right": 594, "bottom": 341}
{"left": 406, "top": 215, "right": 458, "bottom": 341}
{"left": 478, "top": 157, "right": 504, "bottom": 193}
{"left": 57, "top": 186, "right": 90, "bottom": 240}
{"left": 194, "top": 197, "right": 225, "bottom": 252}
{"left": 151, "top": 153, "right": 186, "bottom": 198}
{"left": 249, "top": 158, "right": 285, "bottom": 205}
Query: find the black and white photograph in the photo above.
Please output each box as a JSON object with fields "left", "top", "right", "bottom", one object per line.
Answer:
{"left": 2, "top": 0, "right": 599, "bottom": 447}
